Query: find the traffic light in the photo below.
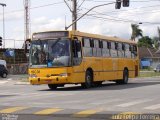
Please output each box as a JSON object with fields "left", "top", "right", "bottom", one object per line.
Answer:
{"left": 0, "top": 36, "right": 2, "bottom": 46}
{"left": 115, "top": 0, "right": 121, "bottom": 9}
{"left": 123, "top": 0, "right": 129, "bottom": 7}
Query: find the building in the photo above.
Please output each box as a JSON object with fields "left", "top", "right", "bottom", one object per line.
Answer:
{"left": 139, "top": 47, "right": 160, "bottom": 69}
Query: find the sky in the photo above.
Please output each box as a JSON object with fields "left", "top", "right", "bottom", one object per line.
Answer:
{"left": 0, "top": 0, "right": 160, "bottom": 48}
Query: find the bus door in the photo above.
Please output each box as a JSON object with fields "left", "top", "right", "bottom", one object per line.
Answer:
{"left": 72, "top": 37, "right": 84, "bottom": 83}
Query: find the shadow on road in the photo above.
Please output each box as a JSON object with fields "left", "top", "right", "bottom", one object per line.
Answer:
{"left": 39, "top": 80, "right": 160, "bottom": 91}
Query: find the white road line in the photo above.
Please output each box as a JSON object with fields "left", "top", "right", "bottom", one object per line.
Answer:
{"left": 0, "top": 81, "right": 8, "bottom": 84}
{"left": 144, "top": 104, "right": 160, "bottom": 110}
{"left": 117, "top": 100, "right": 152, "bottom": 107}
{"left": 90, "top": 99, "right": 122, "bottom": 105}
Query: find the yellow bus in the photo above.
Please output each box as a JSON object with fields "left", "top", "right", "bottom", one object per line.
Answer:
{"left": 28, "top": 30, "right": 139, "bottom": 89}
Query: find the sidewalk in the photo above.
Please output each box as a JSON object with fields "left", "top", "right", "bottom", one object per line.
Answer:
{"left": 5, "top": 74, "right": 30, "bottom": 85}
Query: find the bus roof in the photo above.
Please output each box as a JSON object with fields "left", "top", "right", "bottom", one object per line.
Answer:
{"left": 70, "top": 30, "right": 136, "bottom": 44}
{"left": 32, "top": 30, "right": 136, "bottom": 45}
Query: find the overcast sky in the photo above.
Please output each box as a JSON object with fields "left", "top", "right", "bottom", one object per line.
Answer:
{"left": 0, "top": 0, "right": 160, "bottom": 48}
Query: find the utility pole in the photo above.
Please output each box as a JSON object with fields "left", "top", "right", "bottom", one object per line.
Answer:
{"left": 65, "top": 2, "right": 116, "bottom": 30}
{"left": 72, "top": 0, "right": 77, "bottom": 30}
{"left": 65, "top": 0, "right": 130, "bottom": 30}
{"left": 24, "top": 0, "right": 30, "bottom": 40}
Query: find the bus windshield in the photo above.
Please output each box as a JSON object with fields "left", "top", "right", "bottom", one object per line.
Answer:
{"left": 29, "top": 39, "right": 71, "bottom": 68}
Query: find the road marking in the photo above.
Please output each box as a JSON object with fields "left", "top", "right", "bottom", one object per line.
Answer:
{"left": 0, "top": 81, "right": 8, "bottom": 84}
{"left": 34, "top": 108, "right": 63, "bottom": 115}
{"left": 144, "top": 104, "right": 160, "bottom": 110}
{"left": 72, "top": 109, "right": 100, "bottom": 118}
{"left": 90, "top": 99, "right": 121, "bottom": 105}
{"left": 117, "top": 100, "right": 151, "bottom": 107}
{"left": 0, "top": 107, "right": 28, "bottom": 113}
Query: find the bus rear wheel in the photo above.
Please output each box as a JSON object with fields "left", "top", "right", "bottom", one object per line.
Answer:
{"left": 81, "top": 70, "right": 93, "bottom": 88}
{"left": 116, "top": 69, "right": 129, "bottom": 84}
{"left": 48, "top": 84, "right": 58, "bottom": 90}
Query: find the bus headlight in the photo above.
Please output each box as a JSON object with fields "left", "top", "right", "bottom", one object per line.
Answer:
{"left": 29, "top": 74, "right": 37, "bottom": 78}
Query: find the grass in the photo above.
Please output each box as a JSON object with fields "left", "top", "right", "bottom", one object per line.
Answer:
{"left": 139, "top": 71, "right": 160, "bottom": 77}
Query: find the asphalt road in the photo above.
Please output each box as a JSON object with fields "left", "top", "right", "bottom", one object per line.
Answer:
{"left": 0, "top": 76, "right": 160, "bottom": 120}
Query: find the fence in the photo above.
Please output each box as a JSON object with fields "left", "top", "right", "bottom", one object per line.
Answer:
{"left": 7, "top": 63, "right": 28, "bottom": 74}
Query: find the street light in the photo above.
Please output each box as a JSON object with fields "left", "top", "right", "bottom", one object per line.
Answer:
{"left": 0, "top": 3, "right": 6, "bottom": 48}
{"left": 65, "top": 2, "right": 116, "bottom": 30}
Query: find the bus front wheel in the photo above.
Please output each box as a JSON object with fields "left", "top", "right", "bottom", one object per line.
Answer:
{"left": 48, "top": 84, "right": 58, "bottom": 90}
{"left": 81, "top": 70, "right": 93, "bottom": 88}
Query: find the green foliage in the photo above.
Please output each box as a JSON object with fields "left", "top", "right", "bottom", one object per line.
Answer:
{"left": 152, "top": 37, "right": 159, "bottom": 49}
{"left": 131, "top": 24, "right": 143, "bottom": 41}
{"left": 138, "top": 36, "right": 153, "bottom": 48}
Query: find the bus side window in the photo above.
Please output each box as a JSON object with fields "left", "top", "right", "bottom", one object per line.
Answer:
{"left": 83, "top": 37, "right": 92, "bottom": 57}
{"left": 133, "top": 45, "right": 138, "bottom": 58}
{"left": 118, "top": 43, "right": 124, "bottom": 58}
{"left": 111, "top": 42, "right": 117, "bottom": 58}
{"left": 97, "top": 40, "right": 102, "bottom": 57}
{"left": 107, "top": 42, "right": 111, "bottom": 56}
{"left": 102, "top": 41, "right": 110, "bottom": 57}
{"left": 125, "top": 44, "right": 131, "bottom": 58}
{"left": 93, "top": 39, "right": 98, "bottom": 57}
{"left": 130, "top": 45, "right": 134, "bottom": 58}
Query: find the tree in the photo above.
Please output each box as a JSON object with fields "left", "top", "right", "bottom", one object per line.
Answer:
{"left": 152, "top": 37, "right": 159, "bottom": 49}
{"left": 152, "top": 27, "right": 160, "bottom": 49}
{"left": 131, "top": 24, "right": 143, "bottom": 41}
{"left": 138, "top": 36, "right": 153, "bottom": 48}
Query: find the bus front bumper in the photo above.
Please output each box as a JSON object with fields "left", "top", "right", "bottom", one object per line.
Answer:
{"left": 29, "top": 76, "right": 69, "bottom": 85}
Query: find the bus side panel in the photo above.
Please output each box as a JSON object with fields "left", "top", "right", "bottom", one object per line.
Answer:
{"left": 117, "top": 58, "right": 124, "bottom": 80}
{"left": 72, "top": 62, "right": 85, "bottom": 83}
{"left": 103, "top": 58, "right": 116, "bottom": 80}
{"left": 83, "top": 57, "right": 103, "bottom": 82}
{"left": 70, "top": 72, "right": 85, "bottom": 83}
{"left": 119, "top": 58, "right": 135, "bottom": 78}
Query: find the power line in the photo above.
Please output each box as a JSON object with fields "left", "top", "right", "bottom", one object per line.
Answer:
{"left": 83, "top": 14, "right": 160, "bottom": 25}
{"left": 85, "top": 0, "right": 160, "bottom": 2}
{"left": 80, "top": 4, "right": 160, "bottom": 19}
{"left": 81, "top": 4, "right": 160, "bottom": 16}
{"left": 77, "top": 0, "right": 86, "bottom": 9}
{"left": 0, "top": 1, "right": 64, "bottom": 15}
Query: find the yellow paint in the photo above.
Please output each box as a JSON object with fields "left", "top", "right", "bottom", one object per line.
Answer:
{"left": 34, "top": 108, "right": 63, "bottom": 115}
{"left": 0, "top": 107, "right": 28, "bottom": 113}
{"left": 73, "top": 109, "right": 100, "bottom": 118}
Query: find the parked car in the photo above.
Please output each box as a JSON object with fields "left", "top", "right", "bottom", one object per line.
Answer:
{"left": 0, "top": 64, "right": 8, "bottom": 78}
{"left": 0, "top": 59, "right": 6, "bottom": 67}
{"left": 154, "top": 64, "right": 160, "bottom": 72}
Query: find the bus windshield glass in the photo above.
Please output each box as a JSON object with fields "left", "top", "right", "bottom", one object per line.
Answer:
{"left": 29, "top": 39, "right": 71, "bottom": 68}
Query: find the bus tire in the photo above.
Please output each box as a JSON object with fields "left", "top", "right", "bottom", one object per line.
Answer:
{"left": 81, "top": 70, "right": 93, "bottom": 88}
{"left": 48, "top": 84, "right": 57, "bottom": 90}
{"left": 116, "top": 69, "right": 129, "bottom": 84}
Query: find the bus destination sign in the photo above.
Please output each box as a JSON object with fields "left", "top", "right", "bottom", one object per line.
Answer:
{"left": 33, "top": 31, "right": 68, "bottom": 39}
